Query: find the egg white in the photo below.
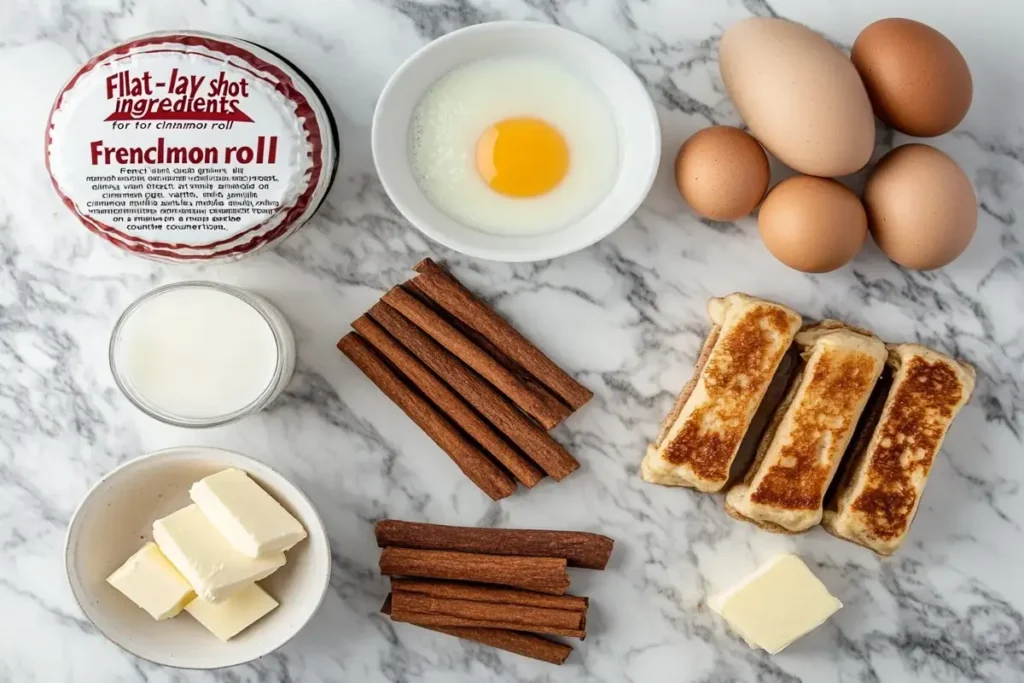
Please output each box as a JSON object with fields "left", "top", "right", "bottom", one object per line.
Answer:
{"left": 409, "top": 56, "right": 619, "bottom": 237}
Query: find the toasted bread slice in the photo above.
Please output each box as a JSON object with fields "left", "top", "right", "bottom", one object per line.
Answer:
{"left": 641, "top": 293, "right": 801, "bottom": 492}
{"left": 725, "top": 322, "right": 887, "bottom": 533}
{"left": 821, "top": 344, "right": 975, "bottom": 555}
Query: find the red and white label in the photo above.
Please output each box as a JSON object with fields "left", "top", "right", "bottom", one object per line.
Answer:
{"left": 46, "top": 33, "right": 333, "bottom": 261}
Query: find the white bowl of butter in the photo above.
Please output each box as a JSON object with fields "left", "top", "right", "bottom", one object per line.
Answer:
{"left": 65, "top": 447, "right": 330, "bottom": 669}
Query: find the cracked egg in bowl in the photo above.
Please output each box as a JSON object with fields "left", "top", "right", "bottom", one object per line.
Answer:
{"left": 372, "top": 21, "right": 660, "bottom": 262}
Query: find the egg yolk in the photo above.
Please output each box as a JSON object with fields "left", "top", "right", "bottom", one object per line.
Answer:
{"left": 475, "top": 117, "right": 569, "bottom": 198}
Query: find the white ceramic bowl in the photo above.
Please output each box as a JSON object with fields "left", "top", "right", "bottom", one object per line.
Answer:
{"left": 65, "top": 447, "right": 331, "bottom": 669}
{"left": 372, "top": 21, "right": 661, "bottom": 262}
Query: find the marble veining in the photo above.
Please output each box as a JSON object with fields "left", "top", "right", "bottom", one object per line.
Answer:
{"left": 1, "top": 0, "right": 1022, "bottom": 681}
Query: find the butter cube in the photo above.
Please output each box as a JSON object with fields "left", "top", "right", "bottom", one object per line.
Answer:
{"left": 709, "top": 554, "right": 841, "bottom": 654}
{"left": 153, "top": 504, "right": 286, "bottom": 602}
{"left": 106, "top": 542, "right": 195, "bottom": 620}
{"left": 190, "top": 468, "right": 307, "bottom": 557}
{"left": 185, "top": 582, "right": 279, "bottom": 641}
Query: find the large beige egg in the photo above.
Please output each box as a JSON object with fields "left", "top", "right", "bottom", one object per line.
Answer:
{"left": 863, "top": 144, "right": 977, "bottom": 270}
{"left": 758, "top": 176, "right": 867, "bottom": 273}
{"left": 675, "top": 126, "right": 770, "bottom": 221}
{"left": 720, "top": 17, "right": 876, "bottom": 177}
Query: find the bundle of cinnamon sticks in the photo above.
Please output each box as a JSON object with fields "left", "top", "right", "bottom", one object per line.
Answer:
{"left": 376, "top": 520, "right": 614, "bottom": 665}
{"left": 338, "top": 259, "right": 592, "bottom": 500}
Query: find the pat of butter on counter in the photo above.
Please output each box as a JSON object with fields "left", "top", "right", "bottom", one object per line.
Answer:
{"left": 190, "top": 468, "right": 307, "bottom": 557}
{"left": 709, "top": 554, "right": 841, "bottom": 654}
{"left": 154, "top": 504, "right": 286, "bottom": 603}
{"left": 186, "top": 583, "right": 279, "bottom": 641}
{"left": 106, "top": 542, "right": 195, "bottom": 620}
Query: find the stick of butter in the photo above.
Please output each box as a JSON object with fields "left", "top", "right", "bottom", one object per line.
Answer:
{"left": 185, "top": 582, "right": 279, "bottom": 641}
{"left": 190, "top": 468, "right": 307, "bottom": 558}
{"left": 709, "top": 554, "right": 841, "bottom": 654}
{"left": 106, "top": 542, "right": 195, "bottom": 620}
{"left": 153, "top": 504, "right": 286, "bottom": 602}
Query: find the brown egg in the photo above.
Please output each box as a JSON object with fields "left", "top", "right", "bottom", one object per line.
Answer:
{"left": 852, "top": 18, "right": 972, "bottom": 137}
{"left": 675, "top": 126, "right": 769, "bottom": 221}
{"left": 758, "top": 176, "right": 867, "bottom": 273}
{"left": 863, "top": 144, "right": 977, "bottom": 270}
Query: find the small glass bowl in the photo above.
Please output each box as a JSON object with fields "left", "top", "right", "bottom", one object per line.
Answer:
{"left": 109, "top": 281, "right": 296, "bottom": 428}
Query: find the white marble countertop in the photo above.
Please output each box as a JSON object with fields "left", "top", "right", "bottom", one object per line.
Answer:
{"left": 3, "top": 0, "right": 1023, "bottom": 681}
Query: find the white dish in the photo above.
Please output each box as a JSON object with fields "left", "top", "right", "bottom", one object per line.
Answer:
{"left": 372, "top": 21, "right": 661, "bottom": 262}
{"left": 65, "top": 447, "right": 330, "bottom": 669}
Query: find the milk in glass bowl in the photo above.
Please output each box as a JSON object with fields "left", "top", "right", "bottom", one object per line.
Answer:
{"left": 109, "top": 282, "right": 295, "bottom": 427}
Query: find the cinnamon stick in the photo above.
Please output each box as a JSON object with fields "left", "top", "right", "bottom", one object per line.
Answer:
{"left": 376, "top": 520, "right": 614, "bottom": 570}
{"left": 413, "top": 259, "right": 593, "bottom": 411}
{"left": 379, "top": 547, "right": 570, "bottom": 595}
{"left": 390, "top": 578, "right": 588, "bottom": 612}
{"left": 381, "top": 286, "right": 572, "bottom": 429}
{"left": 368, "top": 302, "right": 579, "bottom": 481}
{"left": 382, "top": 596, "right": 572, "bottom": 665}
{"left": 338, "top": 334, "right": 515, "bottom": 501}
{"left": 405, "top": 279, "right": 564, "bottom": 414}
{"left": 424, "top": 624, "right": 573, "bottom": 664}
{"left": 351, "top": 315, "right": 543, "bottom": 488}
{"left": 391, "top": 606, "right": 586, "bottom": 639}
{"left": 391, "top": 591, "right": 585, "bottom": 636}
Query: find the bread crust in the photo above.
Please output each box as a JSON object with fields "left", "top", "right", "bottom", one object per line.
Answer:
{"left": 642, "top": 293, "right": 801, "bottom": 492}
{"left": 725, "top": 321, "right": 887, "bottom": 533}
{"left": 821, "top": 344, "right": 976, "bottom": 554}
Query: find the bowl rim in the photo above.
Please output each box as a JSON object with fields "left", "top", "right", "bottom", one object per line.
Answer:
{"left": 371, "top": 20, "right": 661, "bottom": 262}
{"left": 63, "top": 446, "right": 331, "bottom": 670}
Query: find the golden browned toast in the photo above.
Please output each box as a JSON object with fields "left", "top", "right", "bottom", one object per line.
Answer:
{"left": 821, "top": 344, "right": 975, "bottom": 555}
{"left": 641, "top": 293, "right": 801, "bottom": 492}
{"left": 725, "top": 321, "right": 887, "bottom": 533}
